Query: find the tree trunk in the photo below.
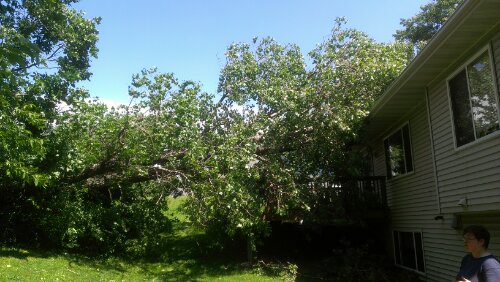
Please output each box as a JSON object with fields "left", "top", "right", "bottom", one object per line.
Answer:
{"left": 247, "top": 235, "right": 254, "bottom": 264}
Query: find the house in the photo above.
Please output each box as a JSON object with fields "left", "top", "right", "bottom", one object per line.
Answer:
{"left": 362, "top": 0, "right": 500, "bottom": 280}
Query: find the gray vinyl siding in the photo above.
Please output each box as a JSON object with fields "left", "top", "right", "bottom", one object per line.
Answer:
{"left": 372, "top": 102, "right": 444, "bottom": 280}
{"left": 419, "top": 30, "right": 500, "bottom": 281}
{"left": 428, "top": 30, "right": 500, "bottom": 215}
{"left": 369, "top": 27, "right": 500, "bottom": 282}
{"left": 373, "top": 143, "right": 386, "bottom": 178}
{"left": 389, "top": 105, "right": 444, "bottom": 281}
{"left": 373, "top": 102, "right": 436, "bottom": 217}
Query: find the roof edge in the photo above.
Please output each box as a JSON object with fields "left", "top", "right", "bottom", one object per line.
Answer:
{"left": 369, "top": 0, "right": 478, "bottom": 118}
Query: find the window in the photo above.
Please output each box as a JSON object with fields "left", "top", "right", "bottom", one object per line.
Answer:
{"left": 384, "top": 124, "right": 413, "bottom": 178}
{"left": 448, "top": 47, "right": 500, "bottom": 147}
{"left": 393, "top": 231, "right": 425, "bottom": 273}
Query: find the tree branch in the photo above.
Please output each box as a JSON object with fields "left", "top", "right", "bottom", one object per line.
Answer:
{"left": 83, "top": 163, "right": 188, "bottom": 190}
{"left": 62, "top": 149, "right": 188, "bottom": 188}
{"left": 12, "top": 43, "right": 64, "bottom": 72}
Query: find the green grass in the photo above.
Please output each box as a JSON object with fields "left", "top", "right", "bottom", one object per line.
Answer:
{"left": 0, "top": 196, "right": 292, "bottom": 281}
{"left": 0, "top": 248, "right": 284, "bottom": 281}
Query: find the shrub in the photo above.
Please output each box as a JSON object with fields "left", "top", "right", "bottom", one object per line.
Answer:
{"left": 0, "top": 181, "right": 172, "bottom": 258}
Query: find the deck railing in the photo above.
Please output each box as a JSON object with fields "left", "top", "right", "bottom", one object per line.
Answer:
{"left": 263, "top": 176, "right": 387, "bottom": 222}
{"left": 304, "top": 176, "right": 387, "bottom": 218}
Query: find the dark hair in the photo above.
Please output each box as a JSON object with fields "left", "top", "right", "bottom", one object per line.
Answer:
{"left": 463, "top": 225, "right": 490, "bottom": 249}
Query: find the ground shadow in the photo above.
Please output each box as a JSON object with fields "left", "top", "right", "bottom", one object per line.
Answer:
{"left": 0, "top": 248, "right": 31, "bottom": 260}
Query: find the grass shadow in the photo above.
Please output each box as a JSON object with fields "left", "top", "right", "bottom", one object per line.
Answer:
{"left": 0, "top": 248, "right": 31, "bottom": 260}
{"left": 134, "top": 221, "right": 256, "bottom": 281}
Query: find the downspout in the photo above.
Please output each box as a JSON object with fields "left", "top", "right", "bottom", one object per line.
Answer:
{"left": 425, "top": 87, "right": 441, "bottom": 214}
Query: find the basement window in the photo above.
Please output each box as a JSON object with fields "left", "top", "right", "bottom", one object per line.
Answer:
{"left": 448, "top": 46, "right": 500, "bottom": 147}
{"left": 384, "top": 123, "right": 413, "bottom": 179}
{"left": 393, "top": 230, "right": 425, "bottom": 273}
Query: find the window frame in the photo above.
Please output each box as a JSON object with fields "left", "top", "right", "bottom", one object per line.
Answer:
{"left": 446, "top": 44, "right": 500, "bottom": 149}
{"left": 392, "top": 230, "right": 426, "bottom": 274}
{"left": 383, "top": 122, "right": 414, "bottom": 179}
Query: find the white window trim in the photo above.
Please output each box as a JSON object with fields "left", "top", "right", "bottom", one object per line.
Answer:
{"left": 392, "top": 229, "right": 426, "bottom": 274}
{"left": 383, "top": 122, "right": 415, "bottom": 180}
{"left": 446, "top": 43, "right": 500, "bottom": 150}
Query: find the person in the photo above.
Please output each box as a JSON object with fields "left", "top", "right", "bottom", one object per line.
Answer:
{"left": 456, "top": 225, "right": 500, "bottom": 282}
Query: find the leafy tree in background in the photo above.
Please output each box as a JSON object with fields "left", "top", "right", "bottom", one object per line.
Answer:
{"left": 385, "top": 1, "right": 464, "bottom": 204}
{"left": 1, "top": 0, "right": 218, "bottom": 255}
{"left": 0, "top": 0, "right": 99, "bottom": 186}
{"left": 0, "top": 0, "right": 102, "bottom": 246}
{"left": 394, "top": 0, "right": 463, "bottom": 53}
{"left": 0, "top": 1, "right": 412, "bottom": 257}
{"left": 0, "top": 1, "right": 170, "bottom": 255}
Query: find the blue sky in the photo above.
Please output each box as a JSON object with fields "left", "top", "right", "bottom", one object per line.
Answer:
{"left": 74, "top": 0, "right": 427, "bottom": 105}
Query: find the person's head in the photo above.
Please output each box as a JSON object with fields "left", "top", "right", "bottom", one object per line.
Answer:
{"left": 463, "top": 225, "right": 490, "bottom": 251}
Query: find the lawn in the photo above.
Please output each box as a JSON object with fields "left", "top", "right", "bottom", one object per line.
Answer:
{"left": 0, "top": 248, "right": 289, "bottom": 281}
{"left": 0, "top": 248, "right": 288, "bottom": 281}
{"left": 0, "top": 197, "right": 294, "bottom": 281}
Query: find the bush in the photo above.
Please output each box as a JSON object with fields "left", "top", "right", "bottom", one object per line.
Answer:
{"left": 0, "top": 181, "right": 172, "bottom": 258}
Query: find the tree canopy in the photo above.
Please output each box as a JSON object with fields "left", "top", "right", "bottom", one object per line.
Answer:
{"left": 197, "top": 20, "right": 410, "bottom": 240}
{"left": 1, "top": 2, "right": 413, "bottom": 256}
{"left": 1, "top": 0, "right": 100, "bottom": 187}
{"left": 394, "top": 0, "right": 463, "bottom": 52}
